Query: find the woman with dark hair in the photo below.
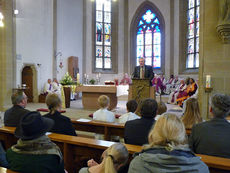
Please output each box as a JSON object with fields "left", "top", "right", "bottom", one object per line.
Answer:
{"left": 177, "top": 78, "right": 198, "bottom": 106}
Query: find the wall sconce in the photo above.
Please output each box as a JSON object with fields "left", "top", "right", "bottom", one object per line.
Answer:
{"left": 37, "top": 63, "right": 42, "bottom": 67}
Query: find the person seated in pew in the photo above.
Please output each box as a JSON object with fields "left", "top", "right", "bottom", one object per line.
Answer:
{"left": 189, "top": 93, "right": 230, "bottom": 158}
{"left": 124, "top": 98, "right": 157, "bottom": 146}
{"left": 79, "top": 143, "right": 129, "bottom": 173}
{"left": 181, "top": 98, "right": 203, "bottom": 129}
{"left": 6, "top": 111, "right": 66, "bottom": 173}
{"left": 154, "top": 101, "right": 167, "bottom": 121}
{"left": 119, "top": 100, "right": 140, "bottom": 124}
{"left": 43, "top": 93, "right": 77, "bottom": 136}
{"left": 93, "top": 95, "right": 115, "bottom": 123}
{"left": 4, "top": 90, "right": 30, "bottom": 127}
{"left": 128, "top": 113, "right": 209, "bottom": 173}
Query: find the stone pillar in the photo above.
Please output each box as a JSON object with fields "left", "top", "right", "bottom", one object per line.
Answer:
{"left": 0, "top": 0, "right": 15, "bottom": 111}
{"left": 199, "top": 0, "right": 230, "bottom": 119}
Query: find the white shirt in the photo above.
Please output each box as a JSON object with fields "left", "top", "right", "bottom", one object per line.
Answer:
{"left": 43, "top": 82, "right": 53, "bottom": 94}
{"left": 119, "top": 112, "right": 140, "bottom": 124}
{"left": 93, "top": 108, "right": 115, "bottom": 123}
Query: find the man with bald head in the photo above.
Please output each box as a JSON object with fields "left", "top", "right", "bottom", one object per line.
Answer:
{"left": 132, "top": 58, "right": 154, "bottom": 85}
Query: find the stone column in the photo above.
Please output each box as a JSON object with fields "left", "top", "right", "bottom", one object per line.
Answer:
{"left": 199, "top": 0, "right": 230, "bottom": 119}
{"left": 0, "top": 0, "right": 15, "bottom": 111}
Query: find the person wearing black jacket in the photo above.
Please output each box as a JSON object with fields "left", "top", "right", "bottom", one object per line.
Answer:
{"left": 124, "top": 98, "right": 157, "bottom": 145}
{"left": 132, "top": 58, "right": 154, "bottom": 86}
{"left": 43, "top": 93, "right": 77, "bottom": 136}
{"left": 4, "top": 91, "right": 30, "bottom": 127}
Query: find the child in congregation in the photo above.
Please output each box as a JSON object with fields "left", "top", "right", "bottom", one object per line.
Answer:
{"left": 181, "top": 98, "right": 203, "bottom": 129}
{"left": 119, "top": 100, "right": 140, "bottom": 124}
{"left": 93, "top": 95, "right": 115, "bottom": 123}
{"left": 128, "top": 113, "right": 209, "bottom": 173}
{"left": 79, "top": 143, "right": 129, "bottom": 173}
{"left": 154, "top": 101, "right": 167, "bottom": 121}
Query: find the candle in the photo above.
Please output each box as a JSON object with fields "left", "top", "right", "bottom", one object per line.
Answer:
{"left": 77, "top": 73, "right": 80, "bottom": 83}
{"left": 206, "top": 75, "right": 211, "bottom": 88}
{"left": 86, "top": 75, "right": 89, "bottom": 79}
{"left": 84, "top": 74, "right": 86, "bottom": 78}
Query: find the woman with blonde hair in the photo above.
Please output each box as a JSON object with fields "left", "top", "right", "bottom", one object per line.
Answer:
{"left": 182, "top": 98, "right": 203, "bottom": 129}
{"left": 43, "top": 93, "right": 77, "bottom": 136}
{"left": 128, "top": 113, "right": 209, "bottom": 173}
{"left": 79, "top": 143, "right": 129, "bottom": 173}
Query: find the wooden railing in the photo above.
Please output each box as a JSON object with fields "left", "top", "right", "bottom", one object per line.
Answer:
{"left": 0, "top": 126, "right": 230, "bottom": 173}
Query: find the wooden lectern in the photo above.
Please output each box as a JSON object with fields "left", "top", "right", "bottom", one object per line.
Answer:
{"left": 129, "top": 79, "right": 155, "bottom": 104}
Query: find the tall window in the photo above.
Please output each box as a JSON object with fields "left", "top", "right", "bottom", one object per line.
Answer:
{"left": 186, "top": 0, "right": 200, "bottom": 68}
{"left": 136, "top": 9, "right": 162, "bottom": 69}
{"left": 95, "top": 0, "right": 112, "bottom": 70}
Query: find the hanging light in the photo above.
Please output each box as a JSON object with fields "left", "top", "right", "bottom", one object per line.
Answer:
{"left": 0, "top": 12, "right": 4, "bottom": 27}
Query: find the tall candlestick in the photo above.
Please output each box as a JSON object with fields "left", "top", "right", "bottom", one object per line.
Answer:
{"left": 77, "top": 73, "right": 80, "bottom": 83}
{"left": 206, "top": 75, "right": 211, "bottom": 88}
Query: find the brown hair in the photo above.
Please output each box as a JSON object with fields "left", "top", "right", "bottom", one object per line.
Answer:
{"left": 98, "top": 95, "right": 110, "bottom": 108}
{"left": 182, "top": 98, "right": 202, "bottom": 129}
{"left": 157, "top": 101, "right": 167, "bottom": 115}
{"left": 45, "top": 93, "right": 62, "bottom": 114}
{"left": 126, "top": 100, "right": 138, "bottom": 113}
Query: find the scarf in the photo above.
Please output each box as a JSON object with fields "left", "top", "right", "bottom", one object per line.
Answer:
{"left": 11, "top": 135, "right": 63, "bottom": 162}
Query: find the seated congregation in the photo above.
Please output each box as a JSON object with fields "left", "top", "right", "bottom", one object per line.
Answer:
{"left": 1, "top": 89, "right": 230, "bottom": 172}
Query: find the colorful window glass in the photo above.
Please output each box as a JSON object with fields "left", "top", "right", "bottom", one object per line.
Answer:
{"left": 95, "top": 0, "right": 112, "bottom": 69}
{"left": 186, "top": 0, "right": 200, "bottom": 68}
{"left": 136, "top": 9, "right": 162, "bottom": 68}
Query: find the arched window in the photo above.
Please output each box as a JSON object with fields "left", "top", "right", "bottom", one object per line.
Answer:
{"left": 136, "top": 9, "right": 161, "bottom": 68}
{"left": 95, "top": 0, "right": 113, "bottom": 70}
{"left": 131, "top": 2, "right": 164, "bottom": 73}
{"left": 186, "top": 0, "right": 200, "bottom": 68}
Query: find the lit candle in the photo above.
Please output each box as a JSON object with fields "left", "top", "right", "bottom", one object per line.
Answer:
{"left": 77, "top": 73, "right": 80, "bottom": 83}
{"left": 206, "top": 75, "right": 211, "bottom": 88}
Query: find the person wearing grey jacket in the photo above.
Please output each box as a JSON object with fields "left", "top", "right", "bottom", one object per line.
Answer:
{"left": 128, "top": 113, "right": 209, "bottom": 173}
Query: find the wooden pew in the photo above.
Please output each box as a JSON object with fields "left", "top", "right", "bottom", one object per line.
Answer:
{"left": 0, "top": 126, "right": 230, "bottom": 173}
{"left": 71, "top": 119, "right": 124, "bottom": 140}
{"left": 0, "top": 167, "right": 19, "bottom": 173}
{"left": 0, "top": 126, "right": 142, "bottom": 173}
{"left": 71, "top": 119, "right": 193, "bottom": 140}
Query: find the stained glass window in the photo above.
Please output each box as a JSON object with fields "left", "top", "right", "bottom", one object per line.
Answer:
{"left": 95, "top": 0, "right": 112, "bottom": 69}
{"left": 186, "top": 0, "right": 200, "bottom": 68}
{"left": 136, "top": 9, "right": 162, "bottom": 68}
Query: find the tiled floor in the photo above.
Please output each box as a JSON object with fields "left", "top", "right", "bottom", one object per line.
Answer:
{"left": 26, "top": 95, "right": 183, "bottom": 120}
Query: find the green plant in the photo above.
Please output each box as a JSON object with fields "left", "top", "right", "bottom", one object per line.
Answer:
{"left": 89, "top": 79, "right": 96, "bottom": 85}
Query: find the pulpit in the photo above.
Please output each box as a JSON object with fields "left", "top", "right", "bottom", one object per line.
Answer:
{"left": 129, "top": 79, "right": 155, "bottom": 104}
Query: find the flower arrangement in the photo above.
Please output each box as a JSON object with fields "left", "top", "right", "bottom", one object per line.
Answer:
{"left": 89, "top": 79, "right": 96, "bottom": 85}
{"left": 60, "top": 72, "right": 73, "bottom": 85}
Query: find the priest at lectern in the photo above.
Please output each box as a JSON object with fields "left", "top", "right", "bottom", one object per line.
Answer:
{"left": 132, "top": 57, "right": 154, "bottom": 85}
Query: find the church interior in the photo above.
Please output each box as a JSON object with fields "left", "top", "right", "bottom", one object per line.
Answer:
{"left": 0, "top": 0, "right": 230, "bottom": 172}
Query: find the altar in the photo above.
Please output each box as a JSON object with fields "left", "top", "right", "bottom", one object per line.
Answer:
{"left": 76, "top": 85, "right": 128, "bottom": 110}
